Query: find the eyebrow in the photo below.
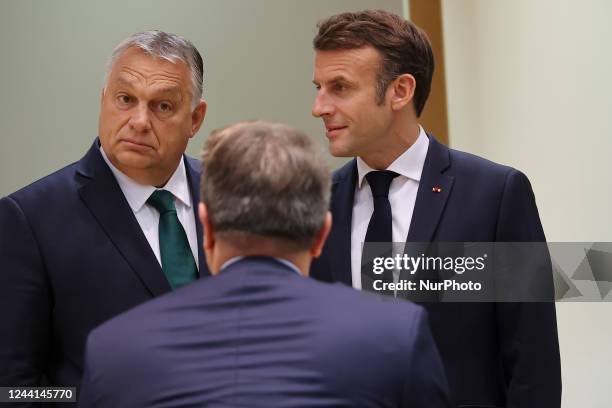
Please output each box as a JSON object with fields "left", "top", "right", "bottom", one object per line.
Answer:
{"left": 153, "top": 86, "right": 183, "bottom": 97}
{"left": 313, "top": 75, "right": 353, "bottom": 86}
{"left": 113, "top": 77, "right": 183, "bottom": 98}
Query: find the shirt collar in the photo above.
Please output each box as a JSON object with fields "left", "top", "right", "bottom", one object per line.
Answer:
{"left": 356, "top": 125, "right": 430, "bottom": 188}
{"left": 100, "top": 146, "right": 192, "bottom": 212}
{"left": 220, "top": 256, "right": 302, "bottom": 276}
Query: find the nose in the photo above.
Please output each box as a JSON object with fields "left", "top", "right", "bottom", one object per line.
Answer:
{"left": 129, "top": 103, "right": 152, "bottom": 132}
{"left": 311, "top": 92, "right": 333, "bottom": 118}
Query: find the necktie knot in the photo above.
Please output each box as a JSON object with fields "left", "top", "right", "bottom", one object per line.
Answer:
{"left": 148, "top": 190, "right": 176, "bottom": 214}
{"left": 365, "top": 170, "right": 399, "bottom": 198}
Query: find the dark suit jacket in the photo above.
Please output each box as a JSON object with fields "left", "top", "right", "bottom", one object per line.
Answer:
{"left": 310, "top": 135, "right": 562, "bottom": 408}
{"left": 0, "top": 140, "right": 209, "bottom": 393}
{"left": 79, "top": 256, "right": 450, "bottom": 408}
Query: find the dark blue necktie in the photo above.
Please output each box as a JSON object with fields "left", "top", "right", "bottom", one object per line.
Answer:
{"left": 362, "top": 170, "right": 399, "bottom": 292}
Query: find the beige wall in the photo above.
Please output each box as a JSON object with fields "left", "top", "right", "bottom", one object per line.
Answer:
{"left": 442, "top": 1, "right": 612, "bottom": 406}
{"left": 0, "top": 0, "right": 403, "bottom": 196}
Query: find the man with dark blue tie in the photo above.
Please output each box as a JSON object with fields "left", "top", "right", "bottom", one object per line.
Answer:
{"left": 78, "top": 121, "right": 450, "bottom": 408}
{"left": 0, "top": 31, "right": 209, "bottom": 393}
{"left": 310, "top": 10, "right": 561, "bottom": 408}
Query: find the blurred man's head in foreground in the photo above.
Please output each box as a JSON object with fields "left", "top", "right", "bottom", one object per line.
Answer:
{"left": 199, "top": 121, "right": 332, "bottom": 275}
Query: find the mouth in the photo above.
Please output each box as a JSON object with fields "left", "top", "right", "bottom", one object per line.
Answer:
{"left": 325, "top": 125, "right": 348, "bottom": 137}
{"left": 119, "top": 139, "right": 153, "bottom": 151}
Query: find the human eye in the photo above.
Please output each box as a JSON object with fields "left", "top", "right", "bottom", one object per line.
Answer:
{"left": 153, "top": 101, "right": 175, "bottom": 116}
{"left": 115, "top": 94, "right": 134, "bottom": 109}
{"left": 158, "top": 101, "right": 173, "bottom": 112}
{"left": 152, "top": 100, "right": 175, "bottom": 118}
{"left": 333, "top": 82, "right": 348, "bottom": 93}
{"left": 117, "top": 94, "right": 132, "bottom": 104}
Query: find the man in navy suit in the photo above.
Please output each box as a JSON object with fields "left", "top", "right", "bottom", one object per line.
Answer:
{"left": 0, "top": 31, "right": 209, "bottom": 393}
{"left": 78, "top": 121, "right": 450, "bottom": 407}
{"left": 310, "top": 10, "right": 561, "bottom": 408}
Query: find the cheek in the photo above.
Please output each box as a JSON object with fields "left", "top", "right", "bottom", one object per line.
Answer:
{"left": 364, "top": 103, "right": 389, "bottom": 126}
{"left": 101, "top": 110, "right": 129, "bottom": 136}
{"left": 345, "top": 97, "right": 373, "bottom": 122}
{"left": 154, "top": 120, "right": 192, "bottom": 147}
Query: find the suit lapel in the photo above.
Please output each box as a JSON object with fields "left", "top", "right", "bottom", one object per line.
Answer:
{"left": 76, "top": 141, "right": 171, "bottom": 296}
{"left": 407, "top": 135, "right": 454, "bottom": 243}
{"left": 184, "top": 157, "right": 209, "bottom": 277}
{"left": 329, "top": 160, "right": 357, "bottom": 285}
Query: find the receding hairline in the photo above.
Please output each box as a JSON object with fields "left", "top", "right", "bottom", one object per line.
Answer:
{"left": 104, "top": 47, "right": 195, "bottom": 103}
{"left": 104, "top": 31, "right": 205, "bottom": 109}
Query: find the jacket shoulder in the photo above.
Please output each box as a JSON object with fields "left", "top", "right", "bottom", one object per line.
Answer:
{"left": 184, "top": 155, "right": 201, "bottom": 172}
{"left": 442, "top": 146, "right": 536, "bottom": 193}
{"left": 5, "top": 161, "right": 80, "bottom": 204}
{"left": 305, "top": 278, "right": 425, "bottom": 336}
{"left": 331, "top": 159, "right": 355, "bottom": 183}
{"left": 447, "top": 147, "right": 514, "bottom": 176}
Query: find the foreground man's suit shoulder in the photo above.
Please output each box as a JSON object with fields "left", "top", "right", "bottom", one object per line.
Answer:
{"left": 80, "top": 257, "right": 450, "bottom": 408}
{"left": 311, "top": 135, "right": 562, "bottom": 408}
{"left": 0, "top": 140, "right": 208, "bottom": 389}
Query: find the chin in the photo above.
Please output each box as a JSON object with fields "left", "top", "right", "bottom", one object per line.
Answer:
{"left": 115, "top": 151, "right": 154, "bottom": 169}
{"left": 329, "top": 145, "right": 354, "bottom": 158}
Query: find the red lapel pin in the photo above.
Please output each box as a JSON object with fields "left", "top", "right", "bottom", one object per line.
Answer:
{"left": 432, "top": 185, "right": 442, "bottom": 193}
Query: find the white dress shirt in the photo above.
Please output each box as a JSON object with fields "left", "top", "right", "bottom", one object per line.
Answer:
{"left": 350, "top": 126, "right": 429, "bottom": 289}
{"left": 100, "top": 147, "right": 199, "bottom": 269}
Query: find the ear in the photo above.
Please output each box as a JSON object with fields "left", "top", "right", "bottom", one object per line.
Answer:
{"left": 199, "top": 202, "right": 215, "bottom": 251}
{"left": 100, "top": 87, "right": 106, "bottom": 104}
{"left": 389, "top": 73, "right": 416, "bottom": 112}
{"left": 190, "top": 100, "right": 207, "bottom": 137}
{"left": 310, "top": 212, "right": 332, "bottom": 258}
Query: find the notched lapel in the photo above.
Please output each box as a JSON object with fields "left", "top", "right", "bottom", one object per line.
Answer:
{"left": 76, "top": 141, "right": 171, "bottom": 296}
{"left": 407, "top": 136, "right": 455, "bottom": 243}
{"left": 328, "top": 161, "right": 357, "bottom": 285}
{"left": 184, "top": 156, "right": 209, "bottom": 277}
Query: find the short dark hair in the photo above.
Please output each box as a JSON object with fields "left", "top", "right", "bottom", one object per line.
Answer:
{"left": 201, "top": 121, "right": 330, "bottom": 249}
{"left": 313, "top": 9, "right": 434, "bottom": 117}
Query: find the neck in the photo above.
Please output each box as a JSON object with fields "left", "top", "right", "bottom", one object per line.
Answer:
{"left": 122, "top": 168, "right": 175, "bottom": 188}
{"left": 107, "top": 155, "right": 180, "bottom": 188}
{"left": 362, "top": 119, "right": 420, "bottom": 170}
{"left": 208, "top": 238, "right": 311, "bottom": 276}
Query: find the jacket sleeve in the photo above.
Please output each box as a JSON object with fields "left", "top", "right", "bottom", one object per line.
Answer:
{"left": 494, "top": 169, "right": 562, "bottom": 408}
{"left": 0, "top": 196, "right": 51, "bottom": 387}
{"left": 402, "top": 308, "right": 451, "bottom": 408}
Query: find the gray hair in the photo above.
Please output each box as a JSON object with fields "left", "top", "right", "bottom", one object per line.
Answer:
{"left": 106, "top": 30, "right": 204, "bottom": 109}
{"left": 201, "top": 121, "right": 331, "bottom": 249}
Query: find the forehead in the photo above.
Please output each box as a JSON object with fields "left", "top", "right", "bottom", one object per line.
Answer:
{"left": 313, "top": 46, "right": 381, "bottom": 81}
{"left": 108, "top": 46, "right": 191, "bottom": 90}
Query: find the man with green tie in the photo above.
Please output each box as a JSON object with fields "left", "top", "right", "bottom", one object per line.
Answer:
{"left": 0, "top": 30, "right": 208, "bottom": 391}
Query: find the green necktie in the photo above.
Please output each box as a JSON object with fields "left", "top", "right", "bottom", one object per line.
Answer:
{"left": 147, "top": 189, "right": 197, "bottom": 289}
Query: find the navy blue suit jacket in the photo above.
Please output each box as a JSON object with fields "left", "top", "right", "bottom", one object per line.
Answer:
{"left": 0, "top": 140, "right": 209, "bottom": 392}
{"left": 79, "top": 257, "right": 450, "bottom": 408}
{"left": 310, "top": 135, "right": 561, "bottom": 408}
